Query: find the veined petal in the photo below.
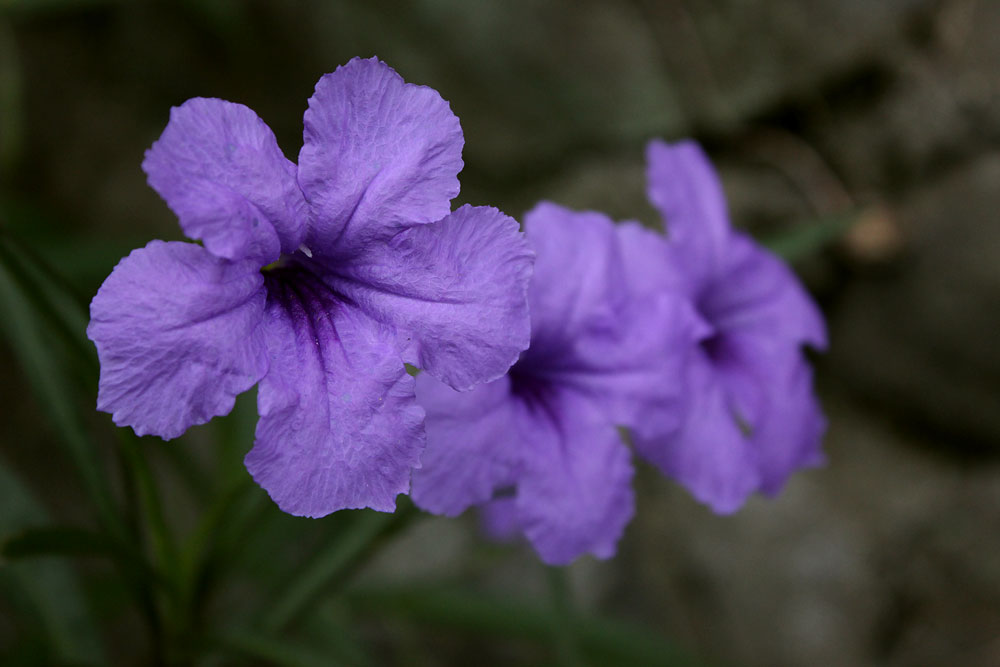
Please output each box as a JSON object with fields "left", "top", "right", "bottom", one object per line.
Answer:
{"left": 514, "top": 389, "right": 635, "bottom": 565}
{"left": 410, "top": 373, "right": 517, "bottom": 516}
{"left": 322, "top": 205, "right": 533, "bottom": 391}
{"left": 87, "top": 241, "right": 268, "bottom": 439}
{"left": 646, "top": 139, "right": 731, "bottom": 286}
{"left": 143, "top": 98, "right": 307, "bottom": 262}
{"left": 244, "top": 270, "right": 424, "bottom": 516}
{"left": 298, "top": 57, "right": 464, "bottom": 257}
{"left": 634, "top": 352, "right": 761, "bottom": 514}
{"left": 703, "top": 232, "right": 828, "bottom": 349}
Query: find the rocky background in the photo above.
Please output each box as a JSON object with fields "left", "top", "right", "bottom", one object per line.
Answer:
{"left": 1, "top": 1, "right": 998, "bottom": 665}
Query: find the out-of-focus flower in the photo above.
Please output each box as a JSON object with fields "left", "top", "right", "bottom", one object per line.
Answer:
{"left": 412, "top": 203, "right": 700, "bottom": 564}
{"left": 87, "top": 57, "right": 533, "bottom": 517}
{"left": 622, "top": 140, "right": 828, "bottom": 513}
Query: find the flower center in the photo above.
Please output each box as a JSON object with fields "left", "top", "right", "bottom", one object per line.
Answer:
{"left": 261, "top": 244, "right": 315, "bottom": 273}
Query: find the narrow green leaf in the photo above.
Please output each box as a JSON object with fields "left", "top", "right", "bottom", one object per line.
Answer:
{"left": 2, "top": 526, "right": 115, "bottom": 560}
{"left": 0, "top": 460, "right": 105, "bottom": 663}
{"left": 115, "top": 432, "right": 180, "bottom": 590}
{"left": 547, "top": 567, "right": 585, "bottom": 667}
{"left": 0, "top": 232, "right": 97, "bottom": 374}
{"left": 213, "top": 630, "right": 351, "bottom": 667}
{"left": 261, "top": 502, "right": 419, "bottom": 633}
{"left": 347, "top": 584, "right": 706, "bottom": 666}
{"left": 0, "top": 243, "right": 122, "bottom": 539}
{"left": 0, "top": 231, "right": 172, "bottom": 656}
{"left": 761, "top": 210, "right": 858, "bottom": 261}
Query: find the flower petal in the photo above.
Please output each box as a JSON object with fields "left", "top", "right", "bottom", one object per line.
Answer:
{"left": 478, "top": 497, "right": 522, "bottom": 542}
{"left": 520, "top": 203, "right": 702, "bottom": 439}
{"left": 704, "top": 232, "right": 828, "bottom": 349}
{"left": 410, "top": 374, "right": 517, "bottom": 516}
{"left": 298, "top": 57, "right": 464, "bottom": 257}
{"left": 646, "top": 139, "right": 732, "bottom": 287}
{"left": 633, "top": 352, "right": 761, "bottom": 514}
{"left": 87, "top": 241, "right": 268, "bottom": 439}
{"left": 514, "top": 390, "right": 635, "bottom": 565}
{"left": 616, "top": 220, "right": 686, "bottom": 297}
{"left": 550, "top": 292, "right": 699, "bottom": 440}
{"left": 244, "top": 270, "right": 424, "bottom": 516}
{"left": 143, "top": 98, "right": 307, "bottom": 262}
{"left": 704, "top": 331, "right": 827, "bottom": 495}
{"left": 750, "top": 356, "right": 826, "bottom": 495}
{"left": 322, "top": 205, "right": 533, "bottom": 391}
{"left": 519, "top": 203, "right": 628, "bottom": 364}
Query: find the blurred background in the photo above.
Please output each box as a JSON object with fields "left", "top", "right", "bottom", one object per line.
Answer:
{"left": 1, "top": 0, "right": 999, "bottom": 665}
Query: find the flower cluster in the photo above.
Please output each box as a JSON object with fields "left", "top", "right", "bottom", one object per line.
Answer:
{"left": 89, "top": 58, "right": 825, "bottom": 563}
{"left": 411, "top": 141, "right": 826, "bottom": 563}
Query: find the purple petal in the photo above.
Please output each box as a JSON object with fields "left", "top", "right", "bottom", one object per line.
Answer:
{"left": 616, "top": 221, "right": 686, "bottom": 298}
{"left": 703, "top": 232, "right": 828, "bottom": 349}
{"left": 695, "top": 332, "right": 827, "bottom": 498}
{"left": 750, "top": 356, "right": 827, "bottom": 495}
{"left": 519, "top": 203, "right": 628, "bottom": 364}
{"left": 478, "top": 497, "right": 522, "bottom": 542}
{"left": 244, "top": 270, "right": 424, "bottom": 516}
{"left": 520, "top": 203, "right": 702, "bottom": 438}
{"left": 706, "top": 332, "right": 777, "bottom": 432}
{"left": 514, "top": 390, "right": 636, "bottom": 565}
{"left": 551, "top": 292, "right": 698, "bottom": 440}
{"left": 633, "top": 352, "right": 761, "bottom": 514}
{"left": 143, "top": 98, "right": 307, "bottom": 262}
{"left": 410, "top": 374, "right": 517, "bottom": 516}
{"left": 645, "top": 139, "right": 731, "bottom": 287}
{"left": 322, "top": 205, "right": 533, "bottom": 391}
{"left": 87, "top": 241, "right": 268, "bottom": 439}
{"left": 298, "top": 57, "right": 464, "bottom": 257}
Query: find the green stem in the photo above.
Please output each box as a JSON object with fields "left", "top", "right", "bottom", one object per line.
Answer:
{"left": 261, "top": 501, "right": 420, "bottom": 633}
{"left": 547, "top": 567, "right": 585, "bottom": 667}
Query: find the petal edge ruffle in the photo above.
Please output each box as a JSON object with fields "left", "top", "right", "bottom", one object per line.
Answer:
{"left": 298, "top": 57, "right": 464, "bottom": 258}
{"left": 87, "top": 241, "right": 269, "bottom": 439}
{"left": 143, "top": 98, "right": 307, "bottom": 262}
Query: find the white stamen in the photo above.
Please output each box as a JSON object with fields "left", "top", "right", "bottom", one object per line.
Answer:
{"left": 298, "top": 243, "right": 313, "bottom": 258}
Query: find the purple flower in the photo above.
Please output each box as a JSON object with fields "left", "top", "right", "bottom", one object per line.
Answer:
{"left": 621, "top": 139, "right": 828, "bottom": 513}
{"left": 87, "top": 58, "right": 533, "bottom": 517}
{"left": 411, "top": 203, "right": 700, "bottom": 564}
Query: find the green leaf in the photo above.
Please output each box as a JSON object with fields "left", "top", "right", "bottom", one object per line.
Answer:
{"left": 212, "top": 630, "right": 352, "bottom": 667}
{"left": 261, "top": 502, "right": 419, "bottom": 633}
{"left": 346, "top": 584, "right": 707, "bottom": 666}
{"left": 0, "top": 233, "right": 123, "bottom": 539}
{"left": 760, "top": 210, "right": 858, "bottom": 262}
{"left": 2, "top": 526, "right": 115, "bottom": 560}
{"left": 0, "top": 232, "right": 96, "bottom": 374}
{"left": 546, "top": 567, "right": 585, "bottom": 667}
{"left": 0, "top": 460, "right": 105, "bottom": 664}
